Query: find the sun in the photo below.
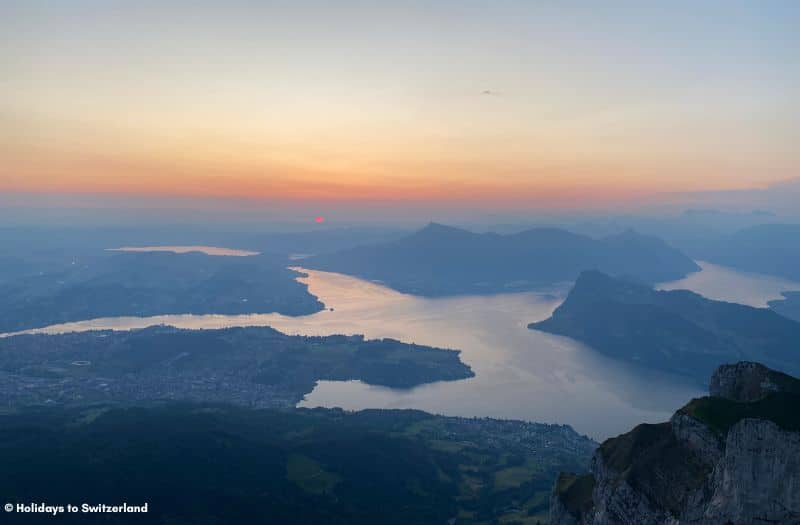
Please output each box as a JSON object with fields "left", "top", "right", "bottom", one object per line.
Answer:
{"left": 314, "top": 216, "right": 325, "bottom": 224}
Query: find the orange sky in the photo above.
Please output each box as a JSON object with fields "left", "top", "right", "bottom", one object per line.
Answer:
{"left": 2, "top": 2, "right": 797, "bottom": 210}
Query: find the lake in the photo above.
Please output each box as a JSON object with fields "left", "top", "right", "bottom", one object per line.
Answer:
{"left": 4, "top": 261, "right": 798, "bottom": 440}
{"left": 107, "top": 246, "right": 259, "bottom": 256}
{"left": 658, "top": 261, "right": 800, "bottom": 307}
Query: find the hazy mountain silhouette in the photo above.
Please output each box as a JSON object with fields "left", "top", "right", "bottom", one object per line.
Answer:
{"left": 696, "top": 223, "right": 800, "bottom": 281}
{"left": 770, "top": 291, "right": 800, "bottom": 322}
{"left": 305, "top": 223, "right": 699, "bottom": 296}
{"left": 530, "top": 271, "right": 800, "bottom": 382}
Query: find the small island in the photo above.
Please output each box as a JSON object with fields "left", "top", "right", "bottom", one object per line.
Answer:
{"left": 0, "top": 326, "right": 474, "bottom": 408}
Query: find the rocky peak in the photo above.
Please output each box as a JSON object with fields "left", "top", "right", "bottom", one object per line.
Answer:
{"left": 710, "top": 361, "right": 800, "bottom": 402}
{"left": 550, "top": 361, "right": 800, "bottom": 525}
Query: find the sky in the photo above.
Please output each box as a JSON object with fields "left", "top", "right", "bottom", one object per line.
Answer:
{"left": 1, "top": 1, "right": 798, "bottom": 216}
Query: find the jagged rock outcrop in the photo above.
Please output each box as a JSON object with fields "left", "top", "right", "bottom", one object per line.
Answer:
{"left": 710, "top": 361, "right": 800, "bottom": 402}
{"left": 550, "top": 362, "right": 800, "bottom": 525}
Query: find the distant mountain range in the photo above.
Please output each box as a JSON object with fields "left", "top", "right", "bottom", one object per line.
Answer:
{"left": 695, "top": 223, "right": 800, "bottom": 281}
{"left": 305, "top": 223, "right": 699, "bottom": 296}
{"left": 530, "top": 271, "right": 800, "bottom": 382}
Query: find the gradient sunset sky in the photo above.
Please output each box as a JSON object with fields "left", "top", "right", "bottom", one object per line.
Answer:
{"left": 2, "top": 1, "right": 798, "bottom": 211}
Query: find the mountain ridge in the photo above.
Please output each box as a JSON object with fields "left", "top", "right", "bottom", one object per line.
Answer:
{"left": 305, "top": 223, "right": 699, "bottom": 296}
{"left": 530, "top": 271, "right": 800, "bottom": 382}
{"left": 696, "top": 223, "right": 800, "bottom": 281}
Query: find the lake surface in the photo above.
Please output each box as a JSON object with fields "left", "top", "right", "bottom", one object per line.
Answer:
{"left": 658, "top": 261, "right": 800, "bottom": 307}
{"left": 5, "top": 262, "right": 797, "bottom": 439}
{"left": 107, "top": 246, "right": 259, "bottom": 256}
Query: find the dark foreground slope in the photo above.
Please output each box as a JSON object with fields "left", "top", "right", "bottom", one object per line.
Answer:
{"left": 530, "top": 271, "right": 800, "bottom": 382}
{"left": 0, "top": 252, "right": 323, "bottom": 333}
{"left": 550, "top": 362, "right": 800, "bottom": 525}
{"left": 0, "top": 403, "right": 595, "bottom": 525}
{"left": 305, "top": 223, "right": 699, "bottom": 296}
{"left": 0, "top": 326, "right": 473, "bottom": 407}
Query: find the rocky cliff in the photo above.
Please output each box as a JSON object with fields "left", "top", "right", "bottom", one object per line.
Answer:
{"left": 550, "top": 362, "right": 800, "bottom": 525}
